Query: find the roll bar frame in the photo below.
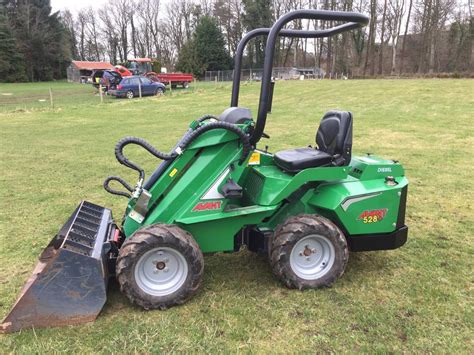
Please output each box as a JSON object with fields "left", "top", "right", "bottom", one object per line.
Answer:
{"left": 229, "top": 9, "right": 369, "bottom": 145}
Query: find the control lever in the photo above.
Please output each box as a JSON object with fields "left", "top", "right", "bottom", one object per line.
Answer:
{"left": 221, "top": 178, "right": 243, "bottom": 199}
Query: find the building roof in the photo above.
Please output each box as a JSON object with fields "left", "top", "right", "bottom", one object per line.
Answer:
{"left": 71, "top": 61, "right": 114, "bottom": 70}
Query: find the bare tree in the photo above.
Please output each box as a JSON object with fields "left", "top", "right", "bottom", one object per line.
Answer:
{"left": 364, "top": 0, "right": 377, "bottom": 76}
{"left": 130, "top": 3, "right": 138, "bottom": 58}
{"left": 99, "top": 3, "right": 121, "bottom": 64}
{"left": 135, "top": 0, "right": 159, "bottom": 57}
{"left": 213, "top": 0, "right": 244, "bottom": 56}
{"left": 351, "top": 0, "right": 368, "bottom": 73}
{"left": 414, "top": 0, "right": 456, "bottom": 73}
{"left": 165, "top": 0, "right": 195, "bottom": 53}
{"left": 61, "top": 0, "right": 471, "bottom": 75}
{"left": 399, "top": 0, "right": 413, "bottom": 74}
{"left": 378, "top": 0, "right": 388, "bottom": 74}
{"left": 107, "top": 0, "right": 133, "bottom": 62}
{"left": 386, "top": 0, "right": 405, "bottom": 74}
{"left": 76, "top": 9, "right": 87, "bottom": 60}
{"left": 85, "top": 7, "right": 101, "bottom": 60}
{"left": 62, "top": 10, "right": 78, "bottom": 59}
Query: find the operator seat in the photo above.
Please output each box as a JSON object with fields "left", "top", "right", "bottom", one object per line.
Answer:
{"left": 220, "top": 107, "right": 253, "bottom": 124}
{"left": 274, "top": 111, "right": 353, "bottom": 173}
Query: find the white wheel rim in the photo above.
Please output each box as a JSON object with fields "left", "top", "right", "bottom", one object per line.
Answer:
{"left": 289, "top": 234, "right": 335, "bottom": 280}
{"left": 127, "top": 91, "right": 133, "bottom": 99}
{"left": 134, "top": 247, "right": 188, "bottom": 296}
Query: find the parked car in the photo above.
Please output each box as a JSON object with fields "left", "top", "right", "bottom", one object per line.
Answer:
{"left": 109, "top": 76, "right": 166, "bottom": 98}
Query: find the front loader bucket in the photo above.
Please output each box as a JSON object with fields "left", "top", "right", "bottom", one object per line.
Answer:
{"left": 0, "top": 201, "right": 115, "bottom": 333}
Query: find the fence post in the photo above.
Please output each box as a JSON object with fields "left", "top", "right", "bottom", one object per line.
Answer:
{"left": 193, "top": 78, "right": 197, "bottom": 92}
{"left": 99, "top": 85, "right": 104, "bottom": 103}
{"left": 138, "top": 81, "right": 142, "bottom": 98}
{"left": 49, "top": 87, "right": 53, "bottom": 108}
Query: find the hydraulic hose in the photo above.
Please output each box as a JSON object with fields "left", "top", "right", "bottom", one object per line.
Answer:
{"left": 142, "top": 120, "right": 250, "bottom": 191}
{"left": 179, "top": 121, "right": 251, "bottom": 164}
{"left": 105, "top": 119, "right": 251, "bottom": 198}
{"left": 114, "top": 136, "right": 178, "bottom": 182}
{"left": 103, "top": 176, "right": 134, "bottom": 198}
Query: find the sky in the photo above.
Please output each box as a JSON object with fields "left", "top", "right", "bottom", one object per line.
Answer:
{"left": 51, "top": 0, "right": 173, "bottom": 14}
{"left": 51, "top": 0, "right": 109, "bottom": 14}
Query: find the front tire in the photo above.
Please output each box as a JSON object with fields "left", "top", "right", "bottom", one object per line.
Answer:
{"left": 116, "top": 224, "right": 204, "bottom": 310}
{"left": 270, "top": 215, "right": 348, "bottom": 290}
{"left": 155, "top": 87, "right": 164, "bottom": 95}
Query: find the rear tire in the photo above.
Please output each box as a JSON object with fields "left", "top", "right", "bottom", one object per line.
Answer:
{"left": 116, "top": 224, "right": 204, "bottom": 310}
{"left": 270, "top": 214, "right": 348, "bottom": 290}
{"left": 126, "top": 90, "right": 134, "bottom": 99}
{"left": 183, "top": 82, "right": 189, "bottom": 89}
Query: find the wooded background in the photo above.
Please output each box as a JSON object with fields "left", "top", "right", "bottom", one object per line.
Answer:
{"left": 1, "top": 0, "right": 472, "bottom": 81}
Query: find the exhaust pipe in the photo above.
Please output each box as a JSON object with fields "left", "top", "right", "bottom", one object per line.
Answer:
{"left": 0, "top": 201, "right": 116, "bottom": 333}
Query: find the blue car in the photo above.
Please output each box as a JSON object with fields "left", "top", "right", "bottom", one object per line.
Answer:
{"left": 110, "top": 76, "right": 166, "bottom": 98}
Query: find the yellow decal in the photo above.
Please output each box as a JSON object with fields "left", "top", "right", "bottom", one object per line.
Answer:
{"left": 248, "top": 152, "right": 261, "bottom": 166}
{"left": 363, "top": 215, "right": 379, "bottom": 223}
{"left": 169, "top": 168, "right": 178, "bottom": 177}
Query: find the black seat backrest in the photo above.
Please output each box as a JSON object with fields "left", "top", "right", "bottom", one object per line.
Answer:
{"left": 315, "top": 111, "right": 353, "bottom": 166}
{"left": 220, "top": 107, "right": 253, "bottom": 124}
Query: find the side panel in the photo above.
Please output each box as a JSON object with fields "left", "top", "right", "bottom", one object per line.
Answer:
{"left": 122, "top": 128, "right": 280, "bottom": 253}
{"left": 122, "top": 129, "right": 246, "bottom": 235}
{"left": 177, "top": 206, "right": 276, "bottom": 252}
{"left": 244, "top": 165, "right": 348, "bottom": 206}
{"left": 307, "top": 177, "right": 408, "bottom": 235}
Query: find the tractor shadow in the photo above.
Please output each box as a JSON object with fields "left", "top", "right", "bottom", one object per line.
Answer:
{"left": 102, "top": 248, "right": 398, "bottom": 315}
{"left": 203, "top": 249, "right": 405, "bottom": 306}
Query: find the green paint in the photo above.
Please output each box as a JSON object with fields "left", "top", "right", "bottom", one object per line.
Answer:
{"left": 122, "top": 120, "right": 408, "bottom": 253}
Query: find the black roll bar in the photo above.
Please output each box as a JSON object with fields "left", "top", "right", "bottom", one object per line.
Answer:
{"left": 231, "top": 23, "right": 363, "bottom": 107}
{"left": 232, "top": 10, "right": 368, "bottom": 145}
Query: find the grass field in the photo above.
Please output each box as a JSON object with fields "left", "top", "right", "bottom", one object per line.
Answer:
{"left": 0, "top": 79, "right": 473, "bottom": 353}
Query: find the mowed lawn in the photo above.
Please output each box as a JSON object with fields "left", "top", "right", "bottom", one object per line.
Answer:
{"left": 0, "top": 79, "right": 473, "bottom": 353}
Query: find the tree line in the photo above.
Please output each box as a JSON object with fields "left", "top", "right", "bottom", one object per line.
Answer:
{"left": 1, "top": 0, "right": 71, "bottom": 81}
{"left": 0, "top": 0, "right": 472, "bottom": 82}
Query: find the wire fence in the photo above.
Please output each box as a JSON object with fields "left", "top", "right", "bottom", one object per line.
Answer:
{"left": 0, "top": 84, "right": 100, "bottom": 112}
{"left": 204, "top": 67, "right": 351, "bottom": 82}
{"left": 0, "top": 72, "right": 352, "bottom": 112}
{"left": 0, "top": 81, "right": 198, "bottom": 112}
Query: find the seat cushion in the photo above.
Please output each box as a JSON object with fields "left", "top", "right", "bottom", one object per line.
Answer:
{"left": 274, "top": 147, "right": 333, "bottom": 173}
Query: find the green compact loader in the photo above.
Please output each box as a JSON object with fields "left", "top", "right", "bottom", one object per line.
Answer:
{"left": 1, "top": 10, "right": 408, "bottom": 333}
